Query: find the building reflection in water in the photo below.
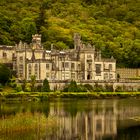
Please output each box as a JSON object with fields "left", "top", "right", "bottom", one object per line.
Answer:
{"left": 46, "top": 100, "right": 140, "bottom": 140}
{"left": 46, "top": 101, "right": 118, "bottom": 140}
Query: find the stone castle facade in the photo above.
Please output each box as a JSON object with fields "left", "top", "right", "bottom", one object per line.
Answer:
{"left": 0, "top": 34, "right": 116, "bottom": 86}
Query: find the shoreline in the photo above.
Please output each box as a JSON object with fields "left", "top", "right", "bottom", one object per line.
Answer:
{"left": 0, "top": 92, "right": 140, "bottom": 101}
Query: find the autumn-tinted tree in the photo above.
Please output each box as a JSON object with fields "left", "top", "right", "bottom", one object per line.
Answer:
{"left": 0, "top": 0, "right": 140, "bottom": 68}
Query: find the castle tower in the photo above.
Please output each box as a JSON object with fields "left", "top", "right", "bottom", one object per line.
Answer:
{"left": 32, "top": 34, "right": 42, "bottom": 49}
{"left": 73, "top": 33, "right": 81, "bottom": 50}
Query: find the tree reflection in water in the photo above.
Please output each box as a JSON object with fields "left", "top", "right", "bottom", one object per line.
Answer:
{"left": 0, "top": 99, "right": 140, "bottom": 140}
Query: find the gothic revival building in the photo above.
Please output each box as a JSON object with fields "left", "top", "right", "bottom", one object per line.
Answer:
{"left": 0, "top": 34, "right": 116, "bottom": 87}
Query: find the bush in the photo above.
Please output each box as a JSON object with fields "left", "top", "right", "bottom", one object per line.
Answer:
{"left": 68, "top": 80, "right": 78, "bottom": 92}
{"left": 63, "top": 81, "right": 87, "bottom": 92}
{"left": 104, "top": 84, "right": 113, "bottom": 92}
{"left": 42, "top": 79, "right": 50, "bottom": 92}
{"left": 63, "top": 85, "right": 69, "bottom": 92}
{"left": 115, "top": 85, "right": 123, "bottom": 92}
{"left": 24, "top": 83, "right": 31, "bottom": 92}
{"left": 36, "top": 84, "right": 42, "bottom": 92}
{"left": 77, "top": 84, "right": 87, "bottom": 92}
{"left": 0, "top": 64, "right": 11, "bottom": 85}
{"left": 9, "top": 76, "right": 17, "bottom": 88}
{"left": 84, "top": 84, "right": 94, "bottom": 92}
{"left": 16, "top": 85, "right": 23, "bottom": 92}
{"left": 93, "top": 83, "right": 104, "bottom": 92}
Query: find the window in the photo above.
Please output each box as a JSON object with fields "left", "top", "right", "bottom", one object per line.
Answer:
{"left": 71, "top": 63, "right": 75, "bottom": 70}
{"left": 46, "top": 64, "right": 49, "bottom": 70}
{"left": 95, "top": 64, "right": 101, "bottom": 76}
{"left": 65, "top": 62, "right": 69, "bottom": 68}
{"left": 78, "top": 64, "right": 81, "bottom": 70}
{"left": 3, "top": 52, "right": 7, "bottom": 58}
{"left": 78, "top": 74, "right": 81, "bottom": 80}
{"left": 109, "top": 64, "right": 112, "bottom": 71}
{"left": 62, "top": 62, "right": 69, "bottom": 69}
{"left": 87, "top": 54, "right": 92, "bottom": 58}
{"left": 71, "top": 73, "right": 75, "bottom": 79}
{"left": 19, "top": 64, "right": 23, "bottom": 77}
{"left": 109, "top": 74, "right": 113, "bottom": 79}
{"left": 12, "top": 53, "right": 15, "bottom": 60}
{"left": 28, "top": 64, "right": 32, "bottom": 79}
{"left": 87, "top": 64, "right": 92, "bottom": 71}
{"left": 104, "top": 73, "right": 108, "bottom": 80}
{"left": 104, "top": 64, "right": 107, "bottom": 70}
{"left": 35, "top": 64, "right": 38, "bottom": 79}
{"left": 62, "top": 62, "right": 64, "bottom": 68}
{"left": 19, "top": 56, "right": 23, "bottom": 62}
{"left": 46, "top": 73, "right": 50, "bottom": 79}
{"left": 96, "top": 119, "right": 102, "bottom": 132}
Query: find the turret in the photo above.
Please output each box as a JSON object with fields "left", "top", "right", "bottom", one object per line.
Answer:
{"left": 32, "top": 34, "right": 42, "bottom": 49}
{"left": 73, "top": 33, "right": 81, "bottom": 50}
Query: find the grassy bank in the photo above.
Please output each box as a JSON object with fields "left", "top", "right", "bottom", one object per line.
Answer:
{"left": 0, "top": 112, "right": 57, "bottom": 140}
{"left": 0, "top": 91, "right": 140, "bottom": 101}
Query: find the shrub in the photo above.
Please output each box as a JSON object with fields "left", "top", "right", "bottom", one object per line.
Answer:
{"left": 63, "top": 85, "right": 68, "bottom": 92}
{"left": 0, "top": 64, "right": 11, "bottom": 85}
{"left": 77, "top": 84, "right": 87, "bottom": 92}
{"left": 93, "top": 83, "right": 104, "bottom": 92}
{"left": 9, "top": 76, "right": 17, "bottom": 88}
{"left": 104, "top": 84, "right": 113, "bottom": 92}
{"left": 84, "top": 84, "right": 94, "bottom": 92}
{"left": 36, "top": 84, "right": 42, "bottom": 92}
{"left": 68, "top": 80, "right": 78, "bottom": 92}
{"left": 16, "top": 85, "right": 22, "bottom": 92}
{"left": 24, "top": 83, "right": 31, "bottom": 92}
{"left": 115, "top": 85, "right": 123, "bottom": 92}
{"left": 42, "top": 79, "right": 50, "bottom": 92}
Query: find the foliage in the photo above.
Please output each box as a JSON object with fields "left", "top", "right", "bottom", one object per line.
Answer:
{"left": 9, "top": 76, "right": 17, "bottom": 88}
{"left": 24, "top": 83, "right": 31, "bottom": 92}
{"left": 0, "top": 112, "right": 57, "bottom": 139}
{"left": 68, "top": 80, "right": 78, "bottom": 92}
{"left": 0, "top": 83, "right": 3, "bottom": 91}
{"left": 104, "top": 84, "right": 114, "bottom": 92}
{"left": 84, "top": 84, "right": 94, "bottom": 92}
{"left": 115, "top": 85, "right": 123, "bottom": 92}
{"left": 42, "top": 78, "right": 50, "bottom": 92}
{"left": 0, "top": 0, "right": 140, "bottom": 67}
{"left": 93, "top": 83, "right": 105, "bottom": 92}
{"left": 0, "top": 64, "right": 11, "bottom": 85}
{"left": 77, "top": 84, "right": 87, "bottom": 92}
{"left": 16, "top": 84, "right": 23, "bottom": 92}
{"left": 30, "top": 75, "right": 36, "bottom": 92}
{"left": 36, "top": 84, "right": 42, "bottom": 92}
{"left": 22, "top": 79, "right": 27, "bottom": 91}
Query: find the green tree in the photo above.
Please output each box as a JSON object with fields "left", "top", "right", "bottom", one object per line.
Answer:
{"left": 68, "top": 80, "right": 78, "bottom": 92}
{"left": 0, "top": 64, "right": 11, "bottom": 85}
{"left": 21, "top": 18, "right": 37, "bottom": 43}
{"left": 42, "top": 78, "right": 50, "bottom": 92}
{"left": 30, "top": 75, "right": 36, "bottom": 92}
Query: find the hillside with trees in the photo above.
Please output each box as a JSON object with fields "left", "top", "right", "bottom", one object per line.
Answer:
{"left": 0, "top": 0, "right": 140, "bottom": 68}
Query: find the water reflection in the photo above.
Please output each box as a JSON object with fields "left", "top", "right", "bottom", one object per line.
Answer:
{"left": 48, "top": 99, "right": 140, "bottom": 140}
{"left": 0, "top": 99, "right": 140, "bottom": 140}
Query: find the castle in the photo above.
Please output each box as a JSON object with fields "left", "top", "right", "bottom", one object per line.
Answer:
{"left": 0, "top": 34, "right": 116, "bottom": 89}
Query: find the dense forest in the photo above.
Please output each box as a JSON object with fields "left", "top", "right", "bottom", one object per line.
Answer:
{"left": 0, "top": 0, "right": 140, "bottom": 68}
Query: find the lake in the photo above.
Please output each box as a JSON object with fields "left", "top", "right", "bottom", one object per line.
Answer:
{"left": 0, "top": 98, "right": 140, "bottom": 140}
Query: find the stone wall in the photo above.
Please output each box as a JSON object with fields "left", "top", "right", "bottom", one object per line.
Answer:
{"left": 48, "top": 80, "right": 140, "bottom": 91}
{"left": 117, "top": 68, "right": 140, "bottom": 78}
